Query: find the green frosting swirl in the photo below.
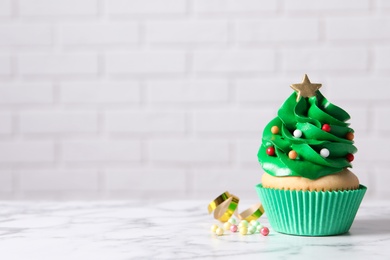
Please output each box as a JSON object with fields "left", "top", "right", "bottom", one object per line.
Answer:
{"left": 258, "top": 91, "right": 356, "bottom": 180}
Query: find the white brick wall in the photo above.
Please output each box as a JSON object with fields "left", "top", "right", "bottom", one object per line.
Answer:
{"left": 20, "top": 111, "right": 98, "bottom": 134}
{"left": 105, "top": 111, "right": 186, "bottom": 133}
{"left": 194, "top": 111, "right": 270, "bottom": 133}
{"left": 150, "top": 140, "right": 230, "bottom": 163}
{"left": 146, "top": 21, "right": 228, "bottom": 43}
{"left": 106, "top": 169, "right": 186, "bottom": 193}
{"left": 60, "top": 82, "right": 140, "bottom": 103}
{"left": 60, "top": 23, "right": 139, "bottom": 46}
{"left": 374, "top": 47, "right": 390, "bottom": 70}
{"left": 106, "top": 0, "right": 186, "bottom": 15}
{"left": 285, "top": 0, "right": 370, "bottom": 11}
{"left": 194, "top": 50, "right": 275, "bottom": 73}
{"left": 61, "top": 141, "right": 141, "bottom": 162}
{"left": 0, "top": 141, "right": 54, "bottom": 163}
{"left": 0, "top": 55, "right": 11, "bottom": 76}
{"left": 0, "top": 83, "right": 53, "bottom": 104}
{"left": 0, "top": 0, "right": 12, "bottom": 17}
{"left": 20, "top": 169, "right": 99, "bottom": 191}
{"left": 382, "top": 0, "right": 390, "bottom": 9}
{"left": 19, "top": 0, "right": 98, "bottom": 16}
{"left": 0, "top": 170, "right": 13, "bottom": 192}
{"left": 0, "top": 0, "right": 388, "bottom": 200}
{"left": 326, "top": 17, "right": 390, "bottom": 41}
{"left": 106, "top": 52, "right": 186, "bottom": 74}
{"left": 373, "top": 106, "right": 390, "bottom": 131}
{"left": 148, "top": 79, "right": 229, "bottom": 103}
{"left": 282, "top": 48, "right": 368, "bottom": 71}
{"left": 19, "top": 54, "right": 99, "bottom": 76}
{"left": 194, "top": 0, "right": 277, "bottom": 13}
{"left": 326, "top": 77, "right": 390, "bottom": 101}
{"left": 236, "top": 18, "right": 320, "bottom": 43}
{"left": 0, "top": 25, "right": 52, "bottom": 46}
{"left": 0, "top": 112, "right": 13, "bottom": 134}
{"left": 236, "top": 79, "right": 292, "bottom": 103}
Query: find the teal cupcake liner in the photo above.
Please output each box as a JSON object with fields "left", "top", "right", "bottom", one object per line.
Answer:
{"left": 255, "top": 184, "right": 367, "bottom": 236}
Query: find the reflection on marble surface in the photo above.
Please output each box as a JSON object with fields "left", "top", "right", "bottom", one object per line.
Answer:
{"left": 0, "top": 200, "right": 389, "bottom": 259}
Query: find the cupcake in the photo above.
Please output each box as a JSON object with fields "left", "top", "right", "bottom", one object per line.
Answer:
{"left": 255, "top": 74, "right": 367, "bottom": 236}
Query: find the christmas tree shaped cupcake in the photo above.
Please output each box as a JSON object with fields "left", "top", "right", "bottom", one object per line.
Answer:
{"left": 255, "top": 75, "right": 367, "bottom": 236}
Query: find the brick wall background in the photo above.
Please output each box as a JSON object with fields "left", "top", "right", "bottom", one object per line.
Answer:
{"left": 0, "top": 0, "right": 388, "bottom": 200}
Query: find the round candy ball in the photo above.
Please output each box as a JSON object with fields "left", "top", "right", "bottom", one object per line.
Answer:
{"left": 266, "top": 147, "right": 275, "bottom": 156}
{"left": 248, "top": 226, "right": 256, "bottom": 235}
{"left": 223, "top": 222, "right": 231, "bottom": 231}
{"left": 215, "top": 227, "right": 224, "bottom": 236}
{"left": 346, "top": 132, "right": 354, "bottom": 141}
{"left": 256, "top": 224, "right": 264, "bottom": 233}
{"left": 293, "top": 129, "right": 302, "bottom": 138}
{"left": 288, "top": 150, "right": 298, "bottom": 160}
{"left": 322, "top": 124, "right": 331, "bottom": 132}
{"left": 211, "top": 224, "right": 219, "bottom": 232}
{"left": 250, "top": 220, "right": 259, "bottom": 227}
{"left": 240, "top": 220, "right": 249, "bottom": 227}
{"left": 230, "top": 224, "right": 238, "bottom": 233}
{"left": 320, "top": 148, "right": 330, "bottom": 158}
{"left": 260, "top": 227, "right": 269, "bottom": 236}
{"left": 239, "top": 227, "right": 248, "bottom": 235}
{"left": 346, "top": 153, "right": 354, "bottom": 162}
{"left": 228, "top": 218, "right": 237, "bottom": 225}
{"left": 271, "top": 126, "right": 279, "bottom": 134}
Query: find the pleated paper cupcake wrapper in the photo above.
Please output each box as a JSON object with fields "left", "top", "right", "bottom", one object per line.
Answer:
{"left": 255, "top": 184, "right": 367, "bottom": 236}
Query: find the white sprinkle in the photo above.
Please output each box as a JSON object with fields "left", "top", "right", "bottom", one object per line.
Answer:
{"left": 293, "top": 129, "right": 302, "bottom": 138}
{"left": 320, "top": 148, "right": 330, "bottom": 158}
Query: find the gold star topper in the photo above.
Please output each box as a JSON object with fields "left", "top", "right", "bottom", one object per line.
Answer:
{"left": 290, "top": 74, "right": 322, "bottom": 101}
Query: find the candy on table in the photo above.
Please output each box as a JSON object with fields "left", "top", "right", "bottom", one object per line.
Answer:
{"left": 239, "top": 226, "right": 248, "bottom": 235}
{"left": 260, "top": 227, "right": 269, "bottom": 236}
{"left": 240, "top": 220, "right": 249, "bottom": 227}
{"left": 228, "top": 218, "right": 237, "bottom": 225}
{"left": 210, "top": 216, "right": 269, "bottom": 237}
{"left": 230, "top": 224, "right": 238, "bottom": 232}
{"left": 211, "top": 220, "right": 269, "bottom": 236}
{"left": 247, "top": 226, "right": 256, "bottom": 234}
{"left": 208, "top": 192, "right": 269, "bottom": 237}
{"left": 256, "top": 224, "right": 264, "bottom": 233}
{"left": 223, "top": 222, "right": 231, "bottom": 230}
{"left": 215, "top": 227, "right": 224, "bottom": 236}
{"left": 211, "top": 224, "right": 219, "bottom": 232}
{"left": 238, "top": 220, "right": 249, "bottom": 229}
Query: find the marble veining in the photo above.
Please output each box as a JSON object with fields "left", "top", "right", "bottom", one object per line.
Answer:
{"left": 0, "top": 200, "right": 389, "bottom": 259}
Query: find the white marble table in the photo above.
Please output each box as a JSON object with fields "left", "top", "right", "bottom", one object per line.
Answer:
{"left": 0, "top": 200, "right": 389, "bottom": 259}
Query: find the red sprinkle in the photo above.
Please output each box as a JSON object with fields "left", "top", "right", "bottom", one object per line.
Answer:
{"left": 266, "top": 147, "right": 275, "bottom": 156}
{"left": 322, "top": 124, "right": 331, "bottom": 132}
{"left": 346, "top": 153, "right": 354, "bottom": 162}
